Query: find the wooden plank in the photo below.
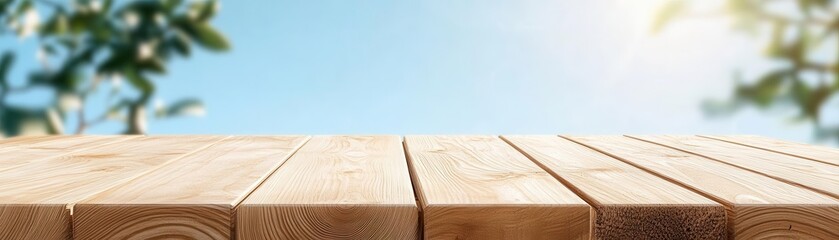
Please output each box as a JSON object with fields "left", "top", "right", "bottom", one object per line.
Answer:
{"left": 502, "top": 135, "right": 726, "bottom": 240}
{"left": 237, "top": 136, "right": 419, "bottom": 239}
{"left": 0, "top": 135, "right": 225, "bottom": 240}
{"left": 74, "top": 136, "right": 308, "bottom": 239}
{"left": 700, "top": 135, "right": 839, "bottom": 167}
{"left": 0, "top": 135, "right": 67, "bottom": 145}
{"left": 631, "top": 135, "right": 839, "bottom": 199}
{"left": 0, "top": 135, "right": 134, "bottom": 171}
{"left": 405, "top": 136, "right": 590, "bottom": 240}
{"left": 568, "top": 135, "right": 839, "bottom": 239}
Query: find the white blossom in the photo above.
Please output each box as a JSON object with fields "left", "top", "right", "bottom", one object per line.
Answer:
{"left": 90, "top": 0, "right": 102, "bottom": 12}
{"left": 58, "top": 93, "right": 82, "bottom": 112}
{"left": 123, "top": 11, "right": 139, "bottom": 28}
{"left": 19, "top": 8, "right": 40, "bottom": 38}
{"left": 111, "top": 74, "right": 123, "bottom": 89}
{"left": 154, "top": 13, "right": 166, "bottom": 26}
{"left": 137, "top": 41, "right": 156, "bottom": 60}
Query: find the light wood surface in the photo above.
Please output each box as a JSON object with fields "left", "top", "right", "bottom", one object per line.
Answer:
{"left": 0, "top": 135, "right": 69, "bottom": 145}
{"left": 1, "top": 135, "right": 836, "bottom": 239}
{"left": 405, "top": 136, "right": 590, "bottom": 240}
{"left": 631, "top": 135, "right": 839, "bottom": 199}
{"left": 0, "top": 135, "right": 225, "bottom": 240}
{"left": 502, "top": 135, "right": 726, "bottom": 240}
{"left": 74, "top": 136, "right": 308, "bottom": 240}
{"left": 0, "top": 135, "right": 133, "bottom": 171}
{"left": 701, "top": 135, "right": 839, "bottom": 167}
{"left": 237, "top": 136, "right": 418, "bottom": 240}
{"left": 568, "top": 135, "right": 839, "bottom": 239}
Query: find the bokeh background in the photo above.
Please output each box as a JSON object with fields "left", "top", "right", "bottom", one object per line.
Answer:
{"left": 3, "top": 0, "right": 838, "bottom": 145}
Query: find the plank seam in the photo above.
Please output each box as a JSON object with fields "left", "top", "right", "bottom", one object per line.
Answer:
{"left": 561, "top": 136, "right": 733, "bottom": 206}
{"left": 230, "top": 136, "right": 312, "bottom": 240}
{"left": 697, "top": 135, "right": 839, "bottom": 167}
{"left": 401, "top": 139, "right": 425, "bottom": 240}
{"left": 499, "top": 136, "right": 602, "bottom": 207}
{"left": 626, "top": 135, "right": 839, "bottom": 200}
{"left": 231, "top": 136, "right": 312, "bottom": 207}
{"left": 69, "top": 135, "right": 233, "bottom": 239}
{"left": 561, "top": 135, "right": 738, "bottom": 238}
{"left": 70, "top": 135, "right": 234, "bottom": 209}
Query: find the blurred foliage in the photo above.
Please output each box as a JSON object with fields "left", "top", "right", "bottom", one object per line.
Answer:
{"left": 655, "top": 0, "right": 839, "bottom": 142}
{"left": 0, "top": 0, "right": 229, "bottom": 136}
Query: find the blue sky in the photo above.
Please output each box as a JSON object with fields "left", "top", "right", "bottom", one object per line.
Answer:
{"left": 2, "top": 0, "right": 827, "bottom": 143}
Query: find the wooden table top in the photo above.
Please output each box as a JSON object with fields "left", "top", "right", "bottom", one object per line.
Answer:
{"left": 0, "top": 135, "right": 836, "bottom": 239}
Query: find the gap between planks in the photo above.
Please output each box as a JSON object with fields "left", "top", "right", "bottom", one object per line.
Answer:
{"left": 3, "top": 135, "right": 836, "bottom": 239}
{"left": 0, "top": 135, "right": 229, "bottom": 240}
{"left": 402, "top": 139, "right": 425, "bottom": 240}
{"left": 236, "top": 136, "right": 419, "bottom": 239}
{"left": 72, "top": 136, "right": 311, "bottom": 239}
{"left": 628, "top": 135, "right": 839, "bottom": 200}
{"left": 502, "top": 135, "right": 726, "bottom": 239}
{"left": 405, "top": 136, "right": 591, "bottom": 240}
{"left": 499, "top": 136, "right": 600, "bottom": 208}
{"left": 67, "top": 136, "right": 232, "bottom": 213}
{"left": 231, "top": 136, "right": 312, "bottom": 210}
{"left": 698, "top": 135, "right": 839, "bottom": 167}
{"left": 564, "top": 135, "right": 839, "bottom": 239}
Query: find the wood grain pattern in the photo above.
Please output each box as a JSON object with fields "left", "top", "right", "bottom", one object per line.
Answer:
{"left": 631, "top": 135, "right": 839, "bottom": 199}
{"left": 405, "top": 136, "right": 590, "bottom": 240}
{"left": 0, "top": 135, "right": 225, "bottom": 240}
{"left": 0, "top": 135, "right": 132, "bottom": 171}
{"left": 237, "top": 136, "right": 418, "bottom": 240}
{"left": 0, "top": 204, "right": 68, "bottom": 240}
{"left": 0, "top": 135, "right": 66, "bottom": 145}
{"left": 74, "top": 136, "right": 308, "bottom": 240}
{"left": 502, "top": 135, "right": 726, "bottom": 240}
{"left": 701, "top": 135, "right": 839, "bottom": 167}
{"left": 2, "top": 134, "right": 837, "bottom": 239}
{"left": 568, "top": 135, "right": 839, "bottom": 239}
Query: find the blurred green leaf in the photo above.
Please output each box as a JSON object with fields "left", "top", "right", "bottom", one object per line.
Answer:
{"left": 190, "top": 0, "right": 217, "bottom": 22}
{"left": 97, "top": 46, "right": 132, "bottom": 74}
{"left": 170, "top": 30, "right": 191, "bottom": 56}
{"left": 140, "top": 58, "right": 167, "bottom": 74}
{"left": 123, "top": 67, "right": 154, "bottom": 94}
{"left": 0, "top": 1, "right": 11, "bottom": 15}
{"left": 0, "top": 52, "right": 13, "bottom": 90}
{"left": 701, "top": 99, "right": 739, "bottom": 117}
{"left": 155, "top": 97, "right": 203, "bottom": 118}
{"left": 0, "top": 106, "right": 51, "bottom": 136}
{"left": 162, "top": 0, "right": 184, "bottom": 13}
{"left": 41, "top": 13, "right": 69, "bottom": 35}
{"left": 797, "top": 0, "right": 831, "bottom": 16}
{"left": 791, "top": 80, "right": 831, "bottom": 120}
{"left": 660, "top": 0, "right": 839, "bottom": 142}
{"left": 177, "top": 19, "right": 229, "bottom": 51}
{"left": 42, "top": 44, "right": 57, "bottom": 55}
{"left": 102, "top": 0, "right": 115, "bottom": 12}
{"left": 1, "top": 0, "right": 228, "bottom": 136}
{"left": 726, "top": 0, "right": 759, "bottom": 14}
{"left": 14, "top": 0, "right": 32, "bottom": 16}
{"left": 836, "top": 39, "right": 839, "bottom": 89}
{"left": 734, "top": 70, "right": 789, "bottom": 107}
{"left": 764, "top": 20, "right": 787, "bottom": 58}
